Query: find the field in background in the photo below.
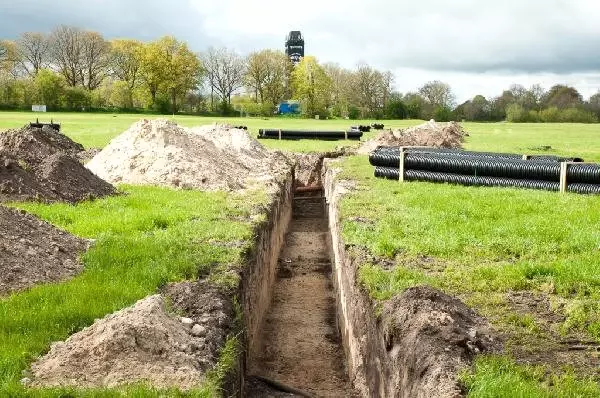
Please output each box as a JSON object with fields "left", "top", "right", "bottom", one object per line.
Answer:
{"left": 1, "top": 111, "right": 599, "bottom": 159}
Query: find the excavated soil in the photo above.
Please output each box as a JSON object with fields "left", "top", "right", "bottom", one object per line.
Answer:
{"left": 0, "top": 126, "right": 115, "bottom": 203}
{"left": 380, "top": 286, "right": 500, "bottom": 398}
{"left": 30, "top": 282, "right": 234, "bottom": 390}
{"left": 87, "top": 119, "right": 291, "bottom": 193}
{"left": 288, "top": 151, "right": 347, "bottom": 188}
{"left": 358, "top": 120, "right": 467, "bottom": 154}
{"left": 0, "top": 205, "right": 89, "bottom": 295}
{"left": 247, "top": 192, "right": 358, "bottom": 397}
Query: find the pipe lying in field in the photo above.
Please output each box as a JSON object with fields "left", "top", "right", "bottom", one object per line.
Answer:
{"left": 374, "top": 167, "right": 600, "bottom": 194}
{"left": 370, "top": 149, "right": 598, "bottom": 184}
{"left": 258, "top": 129, "right": 363, "bottom": 141}
{"left": 371, "top": 147, "right": 584, "bottom": 164}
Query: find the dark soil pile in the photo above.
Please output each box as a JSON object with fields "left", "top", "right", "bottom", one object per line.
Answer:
{"left": 29, "top": 281, "right": 235, "bottom": 390}
{"left": 381, "top": 286, "right": 499, "bottom": 398}
{"left": 0, "top": 205, "right": 89, "bottom": 295}
{"left": 0, "top": 125, "right": 84, "bottom": 162}
{"left": 0, "top": 126, "right": 115, "bottom": 203}
{"left": 359, "top": 121, "right": 467, "bottom": 154}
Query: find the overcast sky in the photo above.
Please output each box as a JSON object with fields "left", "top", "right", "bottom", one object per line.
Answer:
{"left": 1, "top": 0, "right": 599, "bottom": 102}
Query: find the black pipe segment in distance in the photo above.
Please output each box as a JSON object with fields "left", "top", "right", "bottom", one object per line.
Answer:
{"left": 257, "top": 135, "right": 361, "bottom": 141}
{"left": 258, "top": 129, "right": 363, "bottom": 140}
{"left": 373, "top": 167, "right": 600, "bottom": 194}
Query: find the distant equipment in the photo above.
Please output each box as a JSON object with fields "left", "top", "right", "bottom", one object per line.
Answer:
{"left": 30, "top": 118, "right": 61, "bottom": 132}
{"left": 278, "top": 100, "right": 301, "bottom": 115}
{"left": 32, "top": 105, "right": 47, "bottom": 112}
{"left": 285, "top": 31, "right": 304, "bottom": 64}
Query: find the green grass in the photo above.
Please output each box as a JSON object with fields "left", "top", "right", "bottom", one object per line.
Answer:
{"left": 0, "top": 186, "right": 264, "bottom": 396}
{"left": 334, "top": 155, "right": 600, "bottom": 395}
{"left": 460, "top": 355, "right": 600, "bottom": 398}
{"left": 2, "top": 111, "right": 598, "bottom": 158}
{"left": 338, "top": 155, "right": 600, "bottom": 336}
{"left": 0, "top": 110, "right": 418, "bottom": 152}
{"left": 463, "top": 123, "right": 600, "bottom": 162}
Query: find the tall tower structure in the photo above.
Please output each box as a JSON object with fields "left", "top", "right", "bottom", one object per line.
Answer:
{"left": 285, "top": 31, "right": 304, "bottom": 65}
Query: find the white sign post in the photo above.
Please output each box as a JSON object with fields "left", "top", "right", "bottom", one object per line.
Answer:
{"left": 32, "top": 105, "right": 47, "bottom": 112}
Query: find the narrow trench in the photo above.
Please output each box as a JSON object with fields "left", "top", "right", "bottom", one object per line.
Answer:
{"left": 246, "top": 186, "right": 358, "bottom": 397}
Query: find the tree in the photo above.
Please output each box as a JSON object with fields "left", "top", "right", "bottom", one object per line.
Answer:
{"left": 588, "top": 91, "right": 600, "bottom": 118}
{"left": 245, "top": 49, "right": 290, "bottom": 107}
{"left": 109, "top": 39, "right": 143, "bottom": 108}
{"left": 139, "top": 37, "right": 202, "bottom": 112}
{"left": 50, "top": 25, "right": 85, "bottom": 87}
{"left": 16, "top": 32, "right": 50, "bottom": 77}
{"left": 384, "top": 93, "right": 407, "bottom": 119}
{"left": 202, "top": 47, "right": 246, "bottom": 110}
{"left": 403, "top": 92, "right": 426, "bottom": 119}
{"left": 323, "top": 63, "right": 354, "bottom": 117}
{"left": 543, "top": 85, "right": 583, "bottom": 109}
{"left": 81, "top": 31, "right": 109, "bottom": 90}
{"left": 161, "top": 37, "right": 202, "bottom": 113}
{"left": 291, "top": 56, "right": 332, "bottom": 118}
{"left": 463, "top": 95, "right": 490, "bottom": 121}
{"left": 419, "top": 80, "right": 455, "bottom": 109}
{"left": 34, "top": 69, "right": 65, "bottom": 109}
{"left": 352, "top": 64, "right": 387, "bottom": 118}
{"left": 0, "top": 40, "right": 18, "bottom": 76}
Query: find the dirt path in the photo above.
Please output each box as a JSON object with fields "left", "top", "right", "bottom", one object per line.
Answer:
{"left": 248, "top": 193, "right": 357, "bottom": 397}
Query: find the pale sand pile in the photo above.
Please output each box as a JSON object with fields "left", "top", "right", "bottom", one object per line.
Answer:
{"left": 30, "top": 295, "right": 213, "bottom": 390}
{"left": 87, "top": 119, "right": 291, "bottom": 192}
{"left": 358, "top": 120, "right": 467, "bottom": 154}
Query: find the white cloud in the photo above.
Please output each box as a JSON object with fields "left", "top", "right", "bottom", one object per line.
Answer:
{"left": 1, "top": 0, "right": 599, "bottom": 101}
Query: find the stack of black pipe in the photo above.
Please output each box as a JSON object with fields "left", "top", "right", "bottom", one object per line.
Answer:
{"left": 257, "top": 129, "right": 363, "bottom": 141}
{"left": 369, "top": 146, "right": 600, "bottom": 194}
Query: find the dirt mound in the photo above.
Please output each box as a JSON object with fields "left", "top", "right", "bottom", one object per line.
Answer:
{"left": 0, "top": 126, "right": 115, "bottom": 203}
{"left": 358, "top": 121, "right": 467, "bottom": 154}
{"left": 0, "top": 125, "right": 84, "bottom": 162}
{"left": 288, "top": 151, "right": 347, "bottom": 188}
{"left": 381, "top": 285, "right": 499, "bottom": 398}
{"left": 87, "top": 119, "right": 291, "bottom": 192}
{"left": 30, "top": 282, "right": 235, "bottom": 390}
{"left": 0, "top": 205, "right": 88, "bottom": 295}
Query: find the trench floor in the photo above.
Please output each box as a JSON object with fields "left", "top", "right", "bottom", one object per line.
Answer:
{"left": 247, "top": 193, "right": 358, "bottom": 397}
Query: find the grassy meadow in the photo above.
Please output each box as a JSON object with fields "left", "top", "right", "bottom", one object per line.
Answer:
{"left": 0, "top": 110, "right": 599, "bottom": 396}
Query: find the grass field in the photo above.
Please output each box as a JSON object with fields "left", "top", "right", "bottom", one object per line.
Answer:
{"left": 1, "top": 111, "right": 598, "bottom": 159}
{"left": 336, "top": 155, "right": 600, "bottom": 396}
{"left": 1, "top": 110, "right": 599, "bottom": 396}
{"left": 1, "top": 186, "right": 266, "bottom": 396}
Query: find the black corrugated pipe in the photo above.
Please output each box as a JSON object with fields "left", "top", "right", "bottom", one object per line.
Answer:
{"left": 371, "top": 146, "right": 584, "bottom": 163}
{"left": 371, "top": 152, "right": 600, "bottom": 184}
{"left": 374, "top": 167, "right": 600, "bottom": 194}
{"left": 258, "top": 129, "right": 362, "bottom": 140}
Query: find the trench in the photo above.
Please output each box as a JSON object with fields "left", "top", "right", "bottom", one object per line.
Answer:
{"left": 245, "top": 181, "right": 358, "bottom": 397}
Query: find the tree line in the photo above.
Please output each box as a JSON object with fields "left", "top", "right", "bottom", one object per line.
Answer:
{"left": 0, "top": 25, "right": 599, "bottom": 122}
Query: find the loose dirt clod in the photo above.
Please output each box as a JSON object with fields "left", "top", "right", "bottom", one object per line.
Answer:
{"left": 0, "top": 205, "right": 88, "bottom": 295}
{"left": 381, "top": 286, "right": 499, "bottom": 398}
{"left": 87, "top": 119, "right": 292, "bottom": 192}
{"left": 358, "top": 120, "right": 467, "bottom": 154}
{"left": 0, "top": 126, "right": 115, "bottom": 203}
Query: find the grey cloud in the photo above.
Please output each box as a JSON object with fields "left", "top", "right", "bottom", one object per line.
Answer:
{"left": 0, "top": 0, "right": 598, "bottom": 77}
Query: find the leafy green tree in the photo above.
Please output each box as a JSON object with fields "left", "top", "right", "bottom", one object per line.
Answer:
{"left": 109, "top": 39, "right": 143, "bottom": 108}
{"left": 34, "top": 69, "right": 65, "bottom": 110}
{"left": 384, "top": 94, "right": 407, "bottom": 119}
{"left": 245, "top": 49, "right": 291, "bottom": 106}
{"left": 291, "top": 56, "right": 332, "bottom": 118}
{"left": 543, "top": 85, "right": 583, "bottom": 109}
